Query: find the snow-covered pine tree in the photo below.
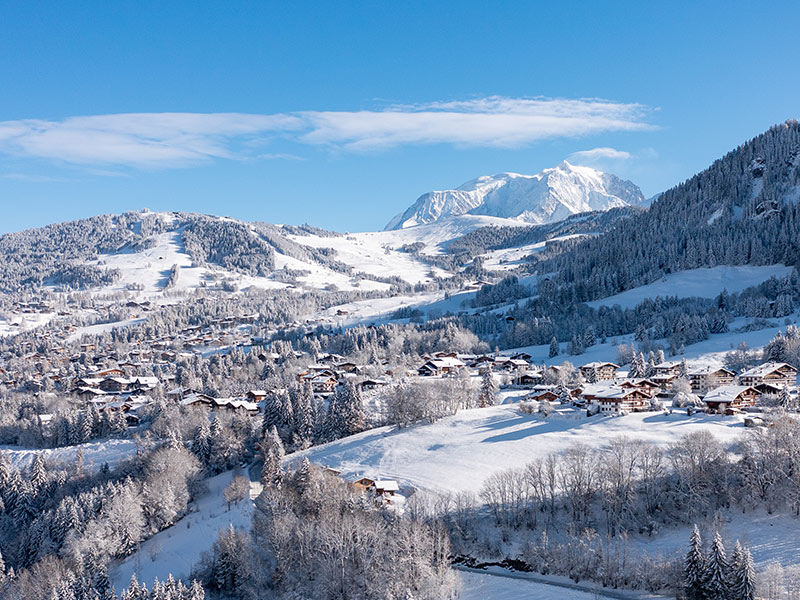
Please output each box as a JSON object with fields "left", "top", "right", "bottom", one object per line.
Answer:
{"left": 192, "top": 423, "right": 211, "bottom": 465}
{"left": 292, "top": 383, "right": 315, "bottom": 450}
{"left": 728, "top": 541, "right": 756, "bottom": 600}
{"left": 479, "top": 368, "right": 498, "bottom": 408}
{"left": 339, "top": 380, "right": 365, "bottom": 437}
{"left": 549, "top": 337, "right": 559, "bottom": 358}
{"left": 780, "top": 386, "right": 795, "bottom": 411}
{"left": 587, "top": 366, "right": 599, "bottom": 384}
{"left": 555, "top": 382, "right": 572, "bottom": 405}
{"left": 684, "top": 525, "right": 706, "bottom": 600}
{"left": 704, "top": 530, "right": 729, "bottom": 600}
{"left": 261, "top": 426, "right": 285, "bottom": 488}
{"left": 30, "top": 453, "right": 47, "bottom": 492}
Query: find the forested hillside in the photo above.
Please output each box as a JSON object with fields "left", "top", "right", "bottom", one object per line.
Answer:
{"left": 537, "top": 120, "right": 800, "bottom": 304}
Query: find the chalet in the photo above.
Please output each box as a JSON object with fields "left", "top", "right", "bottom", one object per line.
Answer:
{"left": 417, "top": 356, "right": 465, "bottom": 377}
{"left": 579, "top": 361, "right": 620, "bottom": 381}
{"left": 493, "top": 357, "right": 529, "bottom": 372}
{"left": 703, "top": 385, "right": 759, "bottom": 413}
{"left": 651, "top": 372, "right": 678, "bottom": 394}
{"left": 99, "top": 377, "right": 132, "bottom": 393}
{"left": 213, "top": 398, "right": 259, "bottom": 415}
{"left": 618, "top": 378, "right": 660, "bottom": 397}
{"left": 510, "top": 352, "right": 533, "bottom": 362}
{"left": 131, "top": 376, "right": 159, "bottom": 391}
{"left": 584, "top": 386, "right": 649, "bottom": 414}
{"left": 526, "top": 389, "right": 558, "bottom": 402}
{"left": 688, "top": 366, "right": 736, "bottom": 395}
{"left": 653, "top": 361, "right": 683, "bottom": 377}
{"left": 350, "top": 476, "right": 375, "bottom": 492}
{"left": 516, "top": 370, "right": 543, "bottom": 387}
{"left": 180, "top": 392, "right": 217, "bottom": 408}
{"left": 247, "top": 390, "right": 268, "bottom": 402}
{"left": 359, "top": 378, "right": 388, "bottom": 391}
{"left": 373, "top": 480, "right": 399, "bottom": 497}
{"left": 308, "top": 373, "right": 338, "bottom": 394}
{"left": 739, "top": 362, "right": 798, "bottom": 388}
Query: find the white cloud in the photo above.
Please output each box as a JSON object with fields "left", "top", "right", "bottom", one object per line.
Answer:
{"left": 568, "top": 147, "right": 632, "bottom": 162}
{"left": 0, "top": 97, "right": 655, "bottom": 169}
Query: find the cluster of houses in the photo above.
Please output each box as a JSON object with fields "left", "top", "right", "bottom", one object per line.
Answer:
{"left": 526, "top": 360, "right": 798, "bottom": 415}
{"left": 297, "top": 352, "right": 389, "bottom": 395}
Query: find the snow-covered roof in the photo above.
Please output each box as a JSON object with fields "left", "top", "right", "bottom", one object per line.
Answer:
{"left": 581, "top": 361, "right": 620, "bottom": 369}
{"left": 740, "top": 362, "right": 797, "bottom": 377}
{"left": 688, "top": 366, "right": 734, "bottom": 376}
{"left": 374, "top": 480, "right": 399, "bottom": 492}
{"left": 703, "top": 385, "right": 755, "bottom": 404}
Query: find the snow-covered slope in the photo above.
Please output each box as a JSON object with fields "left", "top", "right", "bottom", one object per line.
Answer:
{"left": 292, "top": 406, "right": 745, "bottom": 495}
{"left": 386, "top": 161, "right": 645, "bottom": 230}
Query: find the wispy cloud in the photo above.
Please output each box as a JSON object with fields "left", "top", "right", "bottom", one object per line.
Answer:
{"left": 568, "top": 147, "right": 632, "bottom": 162}
{"left": 0, "top": 97, "right": 656, "bottom": 170}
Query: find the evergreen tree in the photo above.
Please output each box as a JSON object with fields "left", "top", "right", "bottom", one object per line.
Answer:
{"left": 192, "top": 423, "right": 211, "bottom": 465}
{"left": 780, "top": 386, "right": 795, "bottom": 411}
{"left": 261, "top": 426, "right": 285, "bottom": 488}
{"left": 704, "top": 530, "right": 729, "bottom": 600}
{"left": 479, "top": 369, "right": 498, "bottom": 408}
{"left": 549, "top": 337, "right": 559, "bottom": 358}
{"left": 729, "top": 541, "right": 756, "bottom": 600}
{"left": 684, "top": 525, "right": 706, "bottom": 600}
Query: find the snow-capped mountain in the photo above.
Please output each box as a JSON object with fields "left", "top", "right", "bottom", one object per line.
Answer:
{"left": 385, "top": 161, "right": 646, "bottom": 230}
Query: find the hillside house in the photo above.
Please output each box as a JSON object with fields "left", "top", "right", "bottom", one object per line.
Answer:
{"left": 247, "top": 390, "right": 268, "bottom": 402}
{"left": 585, "top": 386, "right": 649, "bottom": 414}
{"left": 417, "top": 356, "right": 465, "bottom": 376}
{"left": 739, "top": 362, "right": 798, "bottom": 388}
{"left": 703, "top": 385, "right": 759, "bottom": 413}
{"left": 516, "top": 370, "right": 543, "bottom": 387}
{"left": 579, "top": 361, "right": 620, "bottom": 381}
{"left": 653, "top": 361, "right": 683, "bottom": 377}
{"left": 688, "top": 366, "right": 735, "bottom": 395}
{"left": 618, "top": 378, "right": 660, "bottom": 397}
{"left": 359, "top": 378, "right": 388, "bottom": 391}
{"left": 99, "top": 377, "right": 132, "bottom": 393}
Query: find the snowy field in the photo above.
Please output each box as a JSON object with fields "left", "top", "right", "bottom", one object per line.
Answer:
{"left": 588, "top": 265, "right": 793, "bottom": 309}
{"left": 1, "top": 437, "right": 139, "bottom": 472}
{"left": 292, "top": 405, "right": 746, "bottom": 495}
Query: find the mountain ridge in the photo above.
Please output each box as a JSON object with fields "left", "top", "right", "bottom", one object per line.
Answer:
{"left": 385, "top": 161, "right": 646, "bottom": 230}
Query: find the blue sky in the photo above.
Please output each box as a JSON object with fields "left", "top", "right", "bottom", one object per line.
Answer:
{"left": 1, "top": 1, "right": 799, "bottom": 233}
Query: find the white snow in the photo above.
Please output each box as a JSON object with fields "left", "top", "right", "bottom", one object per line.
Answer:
{"left": 588, "top": 265, "right": 794, "bottom": 309}
{"left": 1, "top": 437, "right": 139, "bottom": 472}
{"left": 458, "top": 570, "right": 606, "bottom": 600}
{"left": 292, "top": 405, "right": 746, "bottom": 495}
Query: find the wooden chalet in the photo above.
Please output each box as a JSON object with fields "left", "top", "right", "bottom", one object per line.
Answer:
{"left": 739, "top": 362, "right": 798, "bottom": 388}
{"left": 703, "top": 385, "right": 759, "bottom": 413}
{"left": 688, "top": 366, "right": 736, "bottom": 395}
{"left": 579, "top": 361, "right": 620, "bottom": 381}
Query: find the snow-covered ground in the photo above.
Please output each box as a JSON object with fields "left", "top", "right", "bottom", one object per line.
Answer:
{"left": 0, "top": 311, "right": 58, "bottom": 337}
{"left": 588, "top": 265, "right": 793, "bottom": 309}
{"left": 2, "top": 437, "right": 139, "bottom": 472}
{"left": 458, "top": 568, "right": 668, "bottom": 600}
{"left": 292, "top": 405, "right": 746, "bottom": 495}
{"left": 110, "top": 468, "right": 259, "bottom": 592}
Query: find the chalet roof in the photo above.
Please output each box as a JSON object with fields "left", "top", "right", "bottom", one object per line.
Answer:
{"left": 654, "top": 361, "right": 682, "bottom": 369}
{"left": 740, "top": 362, "right": 797, "bottom": 377}
{"left": 581, "top": 361, "right": 620, "bottom": 369}
{"left": 704, "top": 385, "right": 757, "bottom": 404}
{"left": 374, "top": 480, "right": 399, "bottom": 492}
{"left": 688, "top": 366, "right": 735, "bottom": 377}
